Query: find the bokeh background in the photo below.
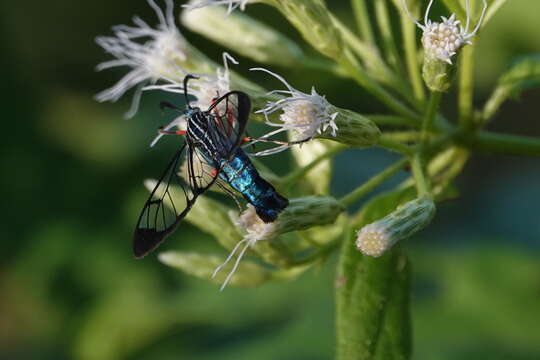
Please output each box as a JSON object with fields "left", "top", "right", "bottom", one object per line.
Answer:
{"left": 1, "top": 0, "right": 539, "bottom": 359}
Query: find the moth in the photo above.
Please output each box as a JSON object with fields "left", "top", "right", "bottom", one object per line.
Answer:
{"left": 133, "top": 75, "right": 288, "bottom": 258}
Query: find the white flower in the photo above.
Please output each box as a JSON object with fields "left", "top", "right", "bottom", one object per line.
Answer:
{"left": 355, "top": 223, "right": 392, "bottom": 257}
{"left": 146, "top": 52, "right": 238, "bottom": 147}
{"left": 192, "top": 52, "right": 237, "bottom": 109}
{"left": 235, "top": 204, "right": 277, "bottom": 242}
{"left": 183, "top": 0, "right": 251, "bottom": 14}
{"left": 212, "top": 204, "right": 277, "bottom": 290}
{"left": 403, "top": 0, "right": 487, "bottom": 64}
{"left": 95, "top": 0, "right": 187, "bottom": 118}
{"left": 251, "top": 67, "right": 338, "bottom": 154}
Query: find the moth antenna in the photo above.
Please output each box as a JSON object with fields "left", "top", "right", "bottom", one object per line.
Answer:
{"left": 183, "top": 74, "right": 199, "bottom": 109}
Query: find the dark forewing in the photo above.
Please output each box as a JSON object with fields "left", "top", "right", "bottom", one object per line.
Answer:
{"left": 205, "top": 91, "right": 251, "bottom": 159}
{"left": 133, "top": 143, "right": 218, "bottom": 258}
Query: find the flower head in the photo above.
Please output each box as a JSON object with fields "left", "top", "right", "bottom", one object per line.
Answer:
{"left": 356, "top": 197, "right": 436, "bottom": 257}
{"left": 403, "top": 0, "right": 488, "bottom": 64}
{"left": 183, "top": 0, "right": 251, "bottom": 14}
{"left": 95, "top": 0, "right": 187, "bottom": 118}
{"left": 212, "top": 205, "right": 277, "bottom": 290}
{"left": 251, "top": 67, "right": 338, "bottom": 154}
{"left": 213, "top": 196, "right": 344, "bottom": 290}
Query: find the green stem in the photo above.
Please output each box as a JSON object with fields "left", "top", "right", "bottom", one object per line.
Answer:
{"left": 399, "top": 0, "right": 425, "bottom": 102}
{"left": 384, "top": 131, "right": 422, "bottom": 143}
{"left": 291, "top": 237, "right": 341, "bottom": 266}
{"left": 351, "top": 0, "right": 375, "bottom": 45}
{"left": 378, "top": 135, "right": 415, "bottom": 155}
{"left": 367, "top": 114, "right": 421, "bottom": 128}
{"left": 458, "top": 39, "right": 475, "bottom": 130}
{"left": 299, "top": 56, "right": 349, "bottom": 77}
{"left": 340, "top": 158, "right": 408, "bottom": 207}
{"left": 340, "top": 51, "right": 419, "bottom": 120}
{"left": 374, "top": 0, "right": 403, "bottom": 73}
{"left": 282, "top": 145, "right": 345, "bottom": 187}
{"left": 465, "top": 131, "right": 540, "bottom": 157}
{"left": 332, "top": 19, "right": 419, "bottom": 109}
{"left": 421, "top": 91, "right": 443, "bottom": 145}
{"left": 336, "top": 228, "right": 411, "bottom": 360}
{"left": 410, "top": 153, "right": 430, "bottom": 197}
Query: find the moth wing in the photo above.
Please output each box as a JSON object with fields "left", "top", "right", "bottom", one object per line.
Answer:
{"left": 133, "top": 143, "right": 218, "bottom": 258}
{"left": 205, "top": 91, "right": 251, "bottom": 159}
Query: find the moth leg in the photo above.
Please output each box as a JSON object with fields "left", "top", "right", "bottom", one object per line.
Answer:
{"left": 216, "top": 181, "right": 242, "bottom": 212}
{"left": 158, "top": 128, "right": 186, "bottom": 136}
{"left": 242, "top": 136, "right": 312, "bottom": 146}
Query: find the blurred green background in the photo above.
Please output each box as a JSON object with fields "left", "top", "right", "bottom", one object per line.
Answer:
{"left": 1, "top": 0, "right": 539, "bottom": 359}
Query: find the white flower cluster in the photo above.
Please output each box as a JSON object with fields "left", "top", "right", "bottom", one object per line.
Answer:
{"left": 252, "top": 68, "right": 338, "bottom": 154}
{"left": 95, "top": 0, "right": 188, "bottom": 118}
{"left": 403, "top": 0, "right": 487, "bottom": 64}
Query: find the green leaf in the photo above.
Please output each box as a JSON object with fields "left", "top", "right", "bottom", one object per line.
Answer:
{"left": 159, "top": 251, "right": 271, "bottom": 288}
{"left": 336, "top": 188, "right": 413, "bottom": 360}
{"left": 483, "top": 55, "right": 540, "bottom": 120}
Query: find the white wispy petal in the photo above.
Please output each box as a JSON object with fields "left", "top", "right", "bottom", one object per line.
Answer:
{"left": 183, "top": 0, "right": 250, "bottom": 14}
{"left": 95, "top": 0, "right": 187, "bottom": 118}
{"left": 250, "top": 67, "right": 338, "bottom": 155}
{"left": 212, "top": 205, "right": 276, "bottom": 291}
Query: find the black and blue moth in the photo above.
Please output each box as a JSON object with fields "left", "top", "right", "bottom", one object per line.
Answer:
{"left": 133, "top": 78, "right": 288, "bottom": 258}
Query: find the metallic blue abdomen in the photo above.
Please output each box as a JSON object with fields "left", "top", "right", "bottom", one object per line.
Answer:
{"left": 219, "top": 149, "right": 288, "bottom": 222}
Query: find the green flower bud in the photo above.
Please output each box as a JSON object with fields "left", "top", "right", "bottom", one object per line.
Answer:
{"left": 214, "top": 196, "right": 344, "bottom": 289}
{"left": 232, "top": 196, "right": 344, "bottom": 244}
{"left": 422, "top": 56, "right": 456, "bottom": 93}
{"left": 181, "top": 2, "right": 304, "bottom": 66}
{"left": 267, "top": 0, "right": 343, "bottom": 58}
{"left": 275, "top": 196, "right": 345, "bottom": 233}
{"left": 356, "top": 196, "right": 436, "bottom": 257}
{"left": 159, "top": 251, "right": 271, "bottom": 287}
{"left": 319, "top": 107, "right": 381, "bottom": 147}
